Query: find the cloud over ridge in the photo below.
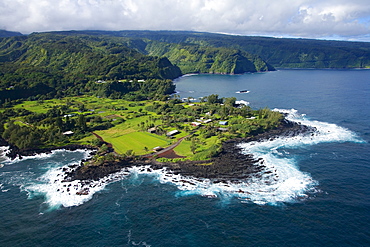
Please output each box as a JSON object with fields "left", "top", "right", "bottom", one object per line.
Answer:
{"left": 1, "top": 0, "right": 369, "bottom": 40}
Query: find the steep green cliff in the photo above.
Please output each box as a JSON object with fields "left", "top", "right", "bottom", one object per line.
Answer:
{"left": 144, "top": 41, "right": 274, "bottom": 74}
{"left": 44, "top": 31, "right": 275, "bottom": 74}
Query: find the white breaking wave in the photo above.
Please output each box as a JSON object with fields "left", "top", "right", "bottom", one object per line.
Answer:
{"left": 1, "top": 149, "right": 93, "bottom": 165}
{"left": 0, "top": 146, "right": 11, "bottom": 164}
{"left": 232, "top": 108, "right": 364, "bottom": 205}
{"left": 235, "top": 100, "right": 250, "bottom": 106}
{"left": 1, "top": 149, "right": 93, "bottom": 208}
{"left": 25, "top": 165, "right": 131, "bottom": 208}
{"left": 273, "top": 108, "right": 363, "bottom": 144}
{"left": 181, "top": 73, "right": 198, "bottom": 77}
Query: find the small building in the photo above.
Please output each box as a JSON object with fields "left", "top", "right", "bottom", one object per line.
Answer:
{"left": 167, "top": 130, "right": 180, "bottom": 136}
{"left": 247, "top": 116, "right": 256, "bottom": 120}
{"left": 62, "top": 131, "right": 74, "bottom": 135}
{"left": 191, "top": 122, "right": 202, "bottom": 127}
{"left": 152, "top": 146, "right": 163, "bottom": 152}
{"left": 217, "top": 127, "right": 229, "bottom": 132}
{"left": 95, "top": 80, "right": 106, "bottom": 83}
{"left": 203, "top": 119, "right": 213, "bottom": 124}
{"left": 219, "top": 121, "right": 228, "bottom": 125}
{"left": 148, "top": 127, "right": 157, "bottom": 133}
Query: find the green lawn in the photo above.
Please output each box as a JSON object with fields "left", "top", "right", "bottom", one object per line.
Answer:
{"left": 96, "top": 131, "right": 171, "bottom": 155}
{"left": 173, "top": 140, "right": 193, "bottom": 157}
{"left": 13, "top": 99, "right": 65, "bottom": 113}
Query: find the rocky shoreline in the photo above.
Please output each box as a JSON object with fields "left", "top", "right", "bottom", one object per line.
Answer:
{"left": 1, "top": 118, "right": 316, "bottom": 184}
{"left": 65, "top": 118, "right": 317, "bottom": 183}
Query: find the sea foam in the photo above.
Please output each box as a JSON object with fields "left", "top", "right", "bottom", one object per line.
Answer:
{"left": 25, "top": 165, "right": 131, "bottom": 208}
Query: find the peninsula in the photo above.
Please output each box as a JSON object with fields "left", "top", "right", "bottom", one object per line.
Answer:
{"left": 0, "top": 91, "right": 317, "bottom": 185}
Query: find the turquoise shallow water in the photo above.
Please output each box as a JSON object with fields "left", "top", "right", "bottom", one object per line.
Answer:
{"left": 1, "top": 69, "right": 369, "bottom": 246}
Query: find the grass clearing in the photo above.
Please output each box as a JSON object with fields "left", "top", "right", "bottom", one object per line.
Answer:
{"left": 173, "top": 140, "right": 193, "bottom": 157}
{"left": 97, "top": 131, "right": 171, "bottom": 155}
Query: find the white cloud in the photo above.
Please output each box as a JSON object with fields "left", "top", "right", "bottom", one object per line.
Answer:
{"left": 0, "top": 0, "right": 369, "bottom": 40}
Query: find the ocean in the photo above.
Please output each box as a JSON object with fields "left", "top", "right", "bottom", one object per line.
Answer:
{"left": 1, "top": 69, "right": 369, "bottom": 246}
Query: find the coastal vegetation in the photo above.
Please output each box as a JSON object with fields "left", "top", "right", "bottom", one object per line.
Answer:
{"left": 0, "top": 94, "right": 283, "bottom": 161}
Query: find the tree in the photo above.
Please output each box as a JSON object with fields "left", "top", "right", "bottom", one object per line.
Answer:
{"left": 224, "top": 97, "right": 236, "bottom": 107}
{"left": 77, "top": 114, "right": 87, "bottom": 131}
{"left": 206, "top": 94, "right": 222, "bottom": 104}
{"left": 190, "top": 137, "right": 199, "bottom": 154}
{"left": 55, "top": 116, "right": 63, "bottom": 130}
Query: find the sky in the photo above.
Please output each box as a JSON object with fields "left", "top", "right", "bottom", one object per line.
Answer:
{"left": 1, "top": 0, "right": 370, "bottom": 41}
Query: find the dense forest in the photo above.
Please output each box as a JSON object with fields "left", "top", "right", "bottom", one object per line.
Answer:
{"left": 0, "top": 33, "right": 182, "bottom": 103}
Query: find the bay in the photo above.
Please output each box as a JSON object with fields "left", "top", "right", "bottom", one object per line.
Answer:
{"left": 1, "top": 69, "right": 369, "bottom": 246}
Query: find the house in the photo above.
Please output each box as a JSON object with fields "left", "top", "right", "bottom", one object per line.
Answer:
{"left": 148, "top": 127, "right": 157, "bottom": 133}
{"left": 219, "top": 121, "right": 228, "bottom": 125}
{"left": 191, "top": 122, "right": 202, "bottom": 127}
{"left": 95, "top": 80, "right": 106, "bottom": 83}
{"left": 152, "top": 146, "right": 163, "bottom": 152}
{"left": 62, "top": 131, "right": 74, "bottom": 135}
{"left": 167, "top": 130, "right": 180, "bottom": 136}
{"left": 203, "top": 119, "right": 213, "bottom": 124}
{"left": 217, "top": 127, "right": 229, "bottom": 132}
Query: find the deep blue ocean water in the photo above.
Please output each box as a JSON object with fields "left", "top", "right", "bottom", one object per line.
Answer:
{"left": 1, "top": 69, "right": 369, "bottom": 246}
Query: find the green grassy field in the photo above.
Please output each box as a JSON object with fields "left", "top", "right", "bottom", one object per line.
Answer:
{"left": 173, "top": 140, "right": 193, "bottom": 157}
{"left": 96, "top": 130, "right": 171, "bottom": 155}
{"left": 13, "top": 99, "right": 65, "bottom": 113}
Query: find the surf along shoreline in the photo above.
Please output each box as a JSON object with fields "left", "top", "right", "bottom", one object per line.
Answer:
{"left": 1, "top": 117, "right": 316, "bottom": 185}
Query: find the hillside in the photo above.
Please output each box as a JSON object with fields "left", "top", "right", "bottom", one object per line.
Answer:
{"left": 0, "top": 33, "right": 182, "bottom": 102}
{"left": 144, "top": 41, "right": 274, "bottom": 74}
{"left": 48, "top": 30, "right": 275, "bottom": 74}
{"left": 62, "top": 30, "right": 370, "bottom": 69}
{"left": 0, "top": 30, "right": 23, "bottom": 38}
